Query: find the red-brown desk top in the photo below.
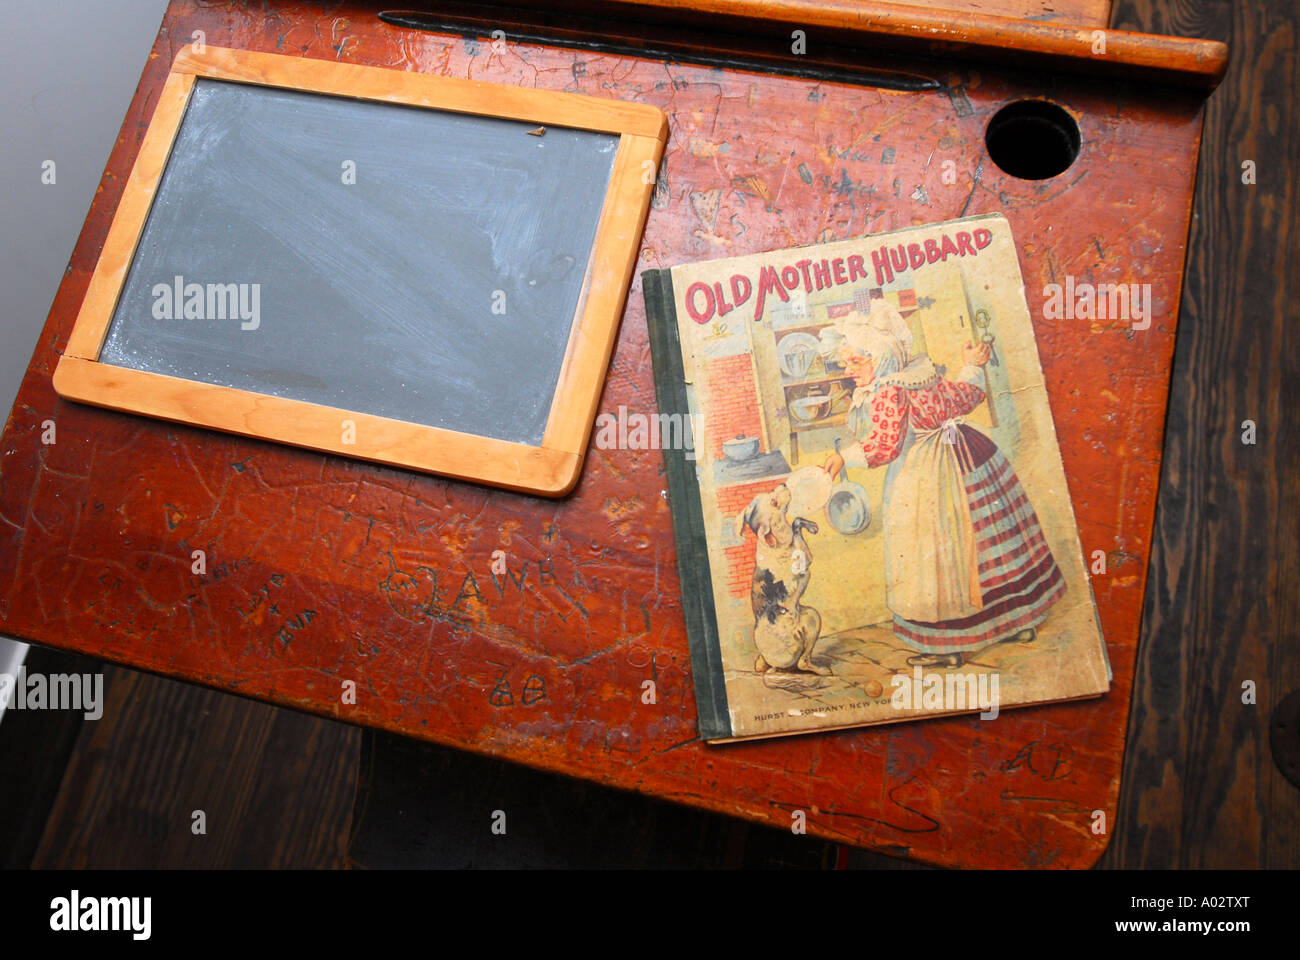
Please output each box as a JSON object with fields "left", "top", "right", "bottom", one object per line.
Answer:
{"left": 0, "top": 0, "right": 1222, "bottom": 867}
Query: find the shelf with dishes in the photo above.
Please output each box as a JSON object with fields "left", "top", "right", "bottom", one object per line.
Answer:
{"left": 786, "top": 378, "right": 855, "bottom": 428}
{"left": 784, "top": 375, "right": 855, "bottom": 463}
{"left": 774, "top": 326, "right": 856, "bottom": 464}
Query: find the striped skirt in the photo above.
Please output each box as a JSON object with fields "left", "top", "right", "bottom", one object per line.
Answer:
{"left": 893, "top": 425, "right": 1065, "bottom": 655}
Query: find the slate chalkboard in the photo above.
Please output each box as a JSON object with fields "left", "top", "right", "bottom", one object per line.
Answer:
{"left": 98, "top": 78, "right": 618, "bottom": 446}
{"left": 55, "top": 47, "right": 667, "bottom": 494}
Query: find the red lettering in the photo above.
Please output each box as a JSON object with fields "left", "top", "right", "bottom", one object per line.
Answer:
{"left": 754, "top": 265, "right": 790, "bottom": 320}
{"left": 795, "top": 259, "right": 814, "bottom": 292}
{"left": 871, "top": 246, "right": 893, "bottom": 286}
{"left": 730, "top": 273, "right": 752, "bottom": 307}
{"left": 812, "top": 259, "right": 832, "bottom": 290}
{"left": 685, "top": 281, "right": 715, "bottom": 323}
{"left": 847, "top": 255, "right": 868, "bottom": 282}
{"left": 781, "top": 265, "right": 802, "bottom": 290}
{"left": 713, "top": 281, "right": 734, "bottom": 316}
{"left": 956, "top": 231, "right": 976, "bottom": 256}
{"left": 940, "top": 234, "right": 960, "bottom": 260}
{"left": 831, "top": 258, "right": 848, "bottom": 285}
{"left": 908, "top": 243, "right": 926, "bottom": 270}
{"left": 924, "top": 238, "right": 942, "bottom": 264}
{"left": 889, "top": 245, "right": 908, "bottom": 274}
{"left": 973, "top": 227, "right": 993, "bottom": 249}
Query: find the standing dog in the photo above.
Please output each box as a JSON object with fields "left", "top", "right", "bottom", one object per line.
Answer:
{"left": 736, "top": 483, "right": 828, "bottom": 675}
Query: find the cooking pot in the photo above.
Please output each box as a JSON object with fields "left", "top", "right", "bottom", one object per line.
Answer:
{"left": 722, "top": 435, "right": 761, "bottom": 461}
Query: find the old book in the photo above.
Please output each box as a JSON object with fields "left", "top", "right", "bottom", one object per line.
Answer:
{"left": 644, "top": 213, "right": 1111, "bottom": 743}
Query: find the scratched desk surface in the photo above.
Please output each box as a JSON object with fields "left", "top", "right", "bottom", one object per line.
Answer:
{"left": 0, "top": 1, "right": 1211, "bottom": 868}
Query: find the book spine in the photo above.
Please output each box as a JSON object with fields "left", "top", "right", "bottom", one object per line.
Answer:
{"left": 642, "top": 268, "right": 732, "bottom": 742}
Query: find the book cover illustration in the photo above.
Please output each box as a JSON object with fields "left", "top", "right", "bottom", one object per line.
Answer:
{"left": 645, "top": 213, "right": 1111, "bottom": 742}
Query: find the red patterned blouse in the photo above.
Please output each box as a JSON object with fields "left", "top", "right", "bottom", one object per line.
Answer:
{"left": 855, "top": 375, "right": 987, "bottom": 468}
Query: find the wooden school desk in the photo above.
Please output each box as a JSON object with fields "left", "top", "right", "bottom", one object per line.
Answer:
{"left": 0, "top": 0, "right": 1225, "bottom": 867}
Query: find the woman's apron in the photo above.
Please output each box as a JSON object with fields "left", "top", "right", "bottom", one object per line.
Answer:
{"left": 883, "top": 417, "right": 983, "bottom": 623}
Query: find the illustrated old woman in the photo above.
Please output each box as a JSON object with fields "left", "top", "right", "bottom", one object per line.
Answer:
{"left": 823, "top": 299, "right": 1065, "bottom": 667}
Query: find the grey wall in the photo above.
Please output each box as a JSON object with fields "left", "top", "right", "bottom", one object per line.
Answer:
{"left": 0, "top": 0, "right": 171, "bottom": 711}
{"left": 1, "top": 0, "right": 170, "bottom": 415}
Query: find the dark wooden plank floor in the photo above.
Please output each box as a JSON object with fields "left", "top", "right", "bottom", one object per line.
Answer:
{"left": 29, "top": 664, "right": 358, "bottom": 868}
{"left": 2, "top": 0, "right": 1294, "bottom": 868}
{"left": 348, "top": 728, "right": 849, "bottom": 869}
{"left": 1102, "top": 0, "right": 1300, "bottom": 869}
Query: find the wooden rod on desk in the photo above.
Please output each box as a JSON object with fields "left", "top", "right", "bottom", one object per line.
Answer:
{"left": 446, "top": 0, "right": 1229, "bottom": 89}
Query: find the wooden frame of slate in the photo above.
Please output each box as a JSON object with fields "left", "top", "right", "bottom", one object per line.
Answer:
{"left": 52, "top": 46, "right": 668, "bottom": 496}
